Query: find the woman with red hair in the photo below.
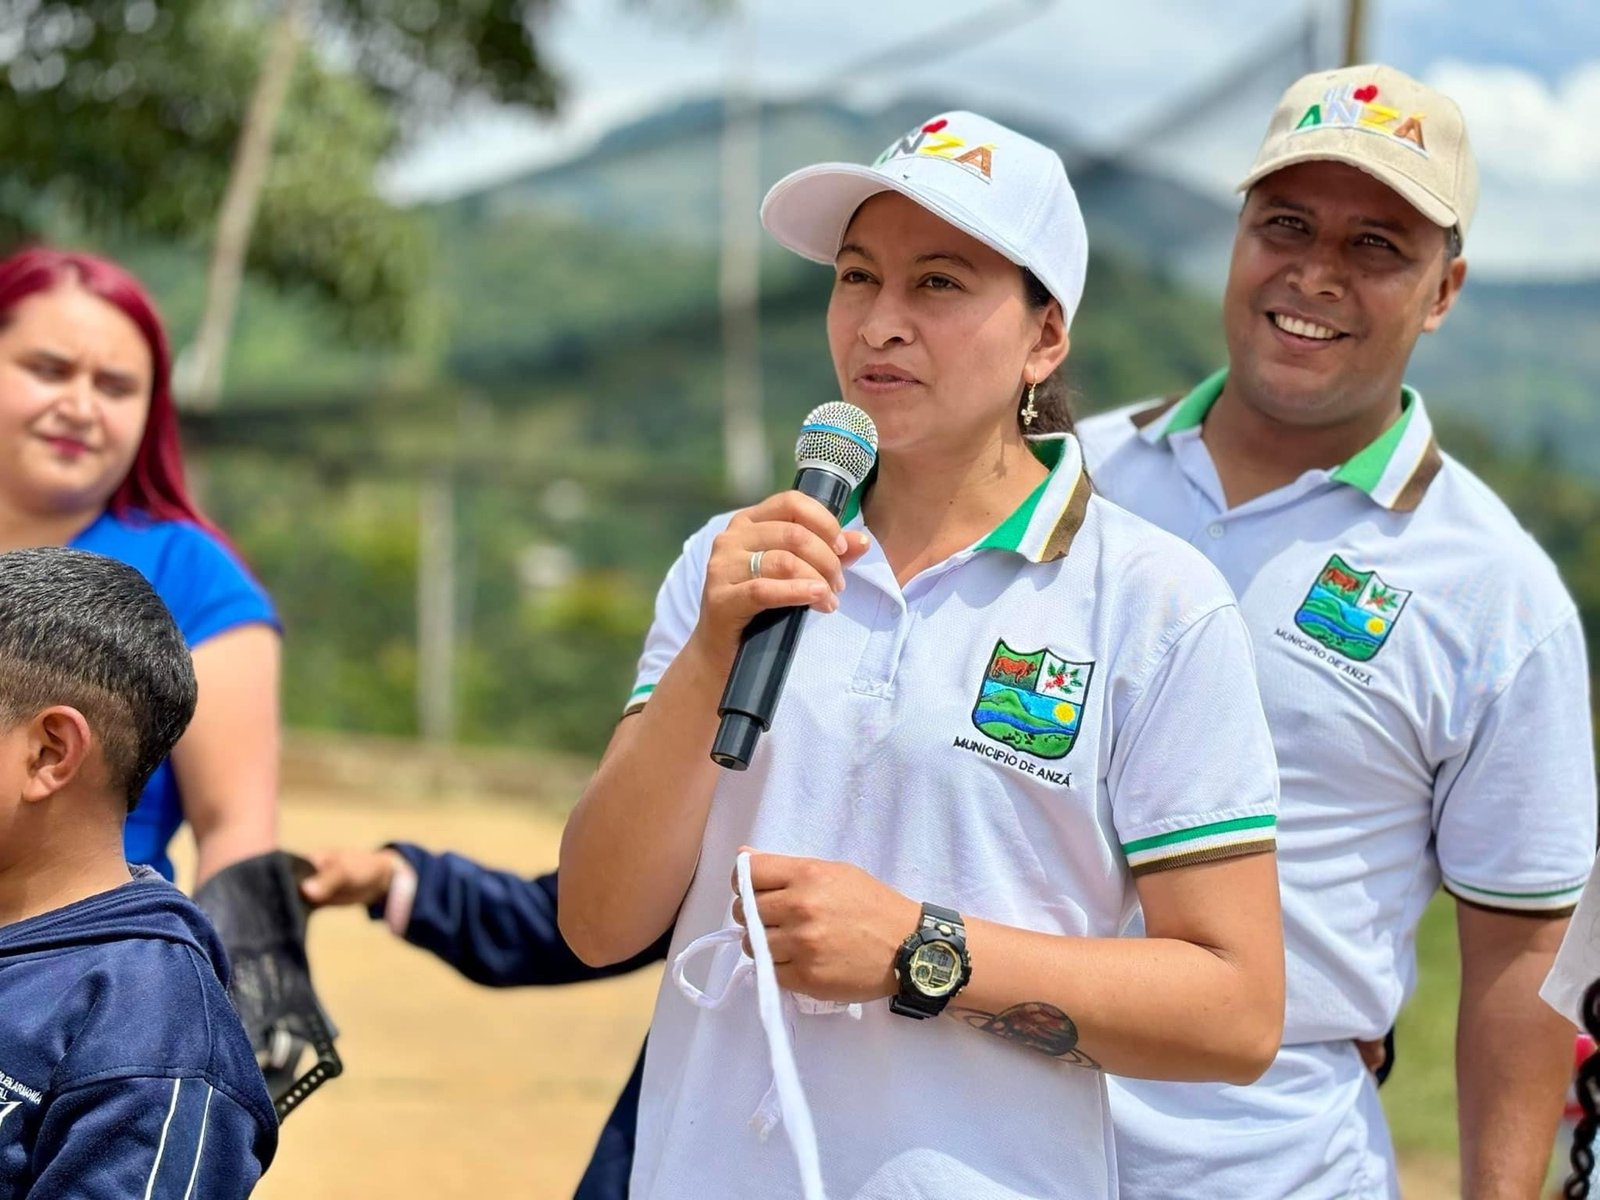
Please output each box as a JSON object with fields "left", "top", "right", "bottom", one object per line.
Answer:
{"left": 0, "top": 246, "right": 279, "bottom": 885}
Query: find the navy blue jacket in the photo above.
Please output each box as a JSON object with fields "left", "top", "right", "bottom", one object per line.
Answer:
{"left": 377, "top": 845, "right": 667, "bottom": 1200}
{"left": 0, "top": 868, "right": 277, "bottom": 1199}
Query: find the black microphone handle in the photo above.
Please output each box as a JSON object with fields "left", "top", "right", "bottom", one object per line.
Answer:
{"left": 710, "top": 467, "right": 854, "bottom": 770}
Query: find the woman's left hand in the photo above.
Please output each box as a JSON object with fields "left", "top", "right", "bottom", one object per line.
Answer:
{"left": 732, "top": 851, "right": 920, "bottom": 1003}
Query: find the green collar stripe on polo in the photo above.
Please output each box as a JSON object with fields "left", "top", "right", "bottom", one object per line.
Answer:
{"left": 978, "top": 478, "right": 1048, "bottom": 553}
{"left": 975, "top": 435, "right": 1066, "bottom": 554}
{"left": 1364, "top": 386, "right": 1443, "bottom": 511}
{"left": 975, "top": 434, "right": 1088, "bottom": 562}
{"left": 1330, "top": 387, "right": 1416, "bottom": 493}
{"left": 841, "top": 476, "right": 869, "bottom": 526}
{"left": 843, "top": 434, "right": 1088, "bottom": 564}
{"left": 1140, "top": 369, "right": 1441, "bottom": 511}
{"left": 1158, "top": 367, "right": 1229, "bottom": 436}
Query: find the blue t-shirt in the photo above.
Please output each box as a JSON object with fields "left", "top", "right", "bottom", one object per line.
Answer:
{"left": 71, "top": 510, "right": 279, "bottom": 879}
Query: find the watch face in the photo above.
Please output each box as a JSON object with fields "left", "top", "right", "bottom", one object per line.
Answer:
{"left": 908, "top": 939, "right": 962, "bottom": 997}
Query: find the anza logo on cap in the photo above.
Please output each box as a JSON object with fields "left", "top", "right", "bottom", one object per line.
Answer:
{"left": 873, "top": 119, "right": 996, "bottom": 182}
{"left": 1291, "top": 83, "right": 1428, "bottom": 156}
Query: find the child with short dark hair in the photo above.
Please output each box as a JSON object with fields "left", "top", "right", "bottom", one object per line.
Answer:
{"left": 0, "top": 547, "right": 276, "bottom": 1197}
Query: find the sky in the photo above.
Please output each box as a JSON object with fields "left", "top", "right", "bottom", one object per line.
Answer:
{"left": 384, "top": 0, "right": 1600, "bottom": 280}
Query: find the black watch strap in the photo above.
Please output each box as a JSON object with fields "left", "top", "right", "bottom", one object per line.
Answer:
{"left": 890, "top": 902, "right": 970, "bottom": 1020}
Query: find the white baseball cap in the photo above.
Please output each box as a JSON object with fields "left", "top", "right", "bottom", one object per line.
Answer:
{"left": 760, "top": 111, "right": 1089, "bottom": 327}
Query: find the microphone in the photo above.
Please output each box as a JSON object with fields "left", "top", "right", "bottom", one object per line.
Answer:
{"left": 710, "top": 402, "right": 879, "bottom": 770}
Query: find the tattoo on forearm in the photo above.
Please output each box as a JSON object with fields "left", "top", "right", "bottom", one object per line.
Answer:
{"left": 949, "top": 1001, "right": 1102, "bottom": 1069}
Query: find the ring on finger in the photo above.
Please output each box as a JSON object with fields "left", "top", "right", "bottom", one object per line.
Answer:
{"left": 748, "top": 549, "right": 766, "bottom": 580}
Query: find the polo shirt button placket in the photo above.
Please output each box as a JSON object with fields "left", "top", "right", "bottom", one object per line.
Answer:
{"left": 851, "top": 590, "right": 905, "bottom": 699}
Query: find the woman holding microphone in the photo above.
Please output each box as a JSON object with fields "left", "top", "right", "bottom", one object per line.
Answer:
{"left": 560, "top": 112, "right": 1285, "bottom": 1198}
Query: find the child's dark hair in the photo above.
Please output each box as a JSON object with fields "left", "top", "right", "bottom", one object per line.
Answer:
{"left": 1020, "top": 267, "right": 1075, "bottom": 434}
{"left": 0, "top": 547, "right": 196, "bottom": 809}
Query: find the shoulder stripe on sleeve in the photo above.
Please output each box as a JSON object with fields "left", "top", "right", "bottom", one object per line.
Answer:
{"left": 144, "top": 1077, "right": 218, "bottom": 1200}
{"left": 623, "top": 682, "right": 656, "bottom": 716}
{"left": 180, "top": 1085, "right": 214, "bottom": 1200}
{"left": 1442, "top": 874, "right": 1587, "bottom": 914}
{"left": 1123, "top": 814, "right": 1276, "bottom": 876}
{"left": 143, "top": 1078, "right": 182, "bottom": 1200}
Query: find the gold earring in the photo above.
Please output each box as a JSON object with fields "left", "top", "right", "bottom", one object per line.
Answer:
{"left": 1021, "top": 381, "right": 1038, "bottom": 428}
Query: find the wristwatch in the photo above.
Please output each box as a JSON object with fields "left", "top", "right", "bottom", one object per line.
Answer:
{"left": 890, "top": 902, "right": 972, "bottom": 1019}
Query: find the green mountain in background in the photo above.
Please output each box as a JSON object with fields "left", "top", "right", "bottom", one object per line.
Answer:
{"left": 1409, "top": 278, "right": 1600, "bottom": 456}
{"left": 91, "top": 93, "right": 1600, "bottom": 754}
{"left": 157, "top": 92, "right": 1600, "bottom": 478}
{"left": 467, "top": 95, "right": 1244, "bottom": 275}
{"left": 460, "top": 93, "right": 1600, "bottom": 465}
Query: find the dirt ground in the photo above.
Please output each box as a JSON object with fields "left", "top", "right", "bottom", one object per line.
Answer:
{"left": 174, "top": 738, "right": 1459, "bottom": 1199}
{"left": 172, "top": 769, "right": 656, "bottom": 1198}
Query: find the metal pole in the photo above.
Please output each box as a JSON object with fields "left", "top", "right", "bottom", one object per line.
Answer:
{"left": 714, "top": 0, "right": 1055, "bottom": 504}
{"left": 719, "top": 8, "right": 768, "bottom": 503}
{"left": 1343, "top": 0, "right": 1366, "bottom": 66}
{"left": 416, "top": 466, "right": 456, "bottom": 744}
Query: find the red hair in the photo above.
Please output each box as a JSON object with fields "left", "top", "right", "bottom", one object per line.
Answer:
{"left": 0, "top": 246, "right": 220, "bottom": 536}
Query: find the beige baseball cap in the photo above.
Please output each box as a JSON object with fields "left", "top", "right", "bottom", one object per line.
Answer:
{"left": 1237, "top": 63, "right": 1479, "bottom": 239}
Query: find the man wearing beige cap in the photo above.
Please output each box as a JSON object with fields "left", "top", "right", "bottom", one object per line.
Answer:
{"left": 1080, "top": 64, "right": 1595, "bottom": 1197}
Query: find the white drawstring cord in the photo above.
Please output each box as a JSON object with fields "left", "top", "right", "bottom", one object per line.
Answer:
{"left": 737, "top": 850, "right": 829, "bottom": 1200}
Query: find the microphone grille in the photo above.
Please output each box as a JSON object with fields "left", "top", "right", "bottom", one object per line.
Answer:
{"left": 795, "top": 402, "right": 879, "bottom": 488}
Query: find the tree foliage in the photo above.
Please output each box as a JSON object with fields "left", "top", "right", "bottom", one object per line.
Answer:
{"left": 0, "top": 0, "right": 564, "bottom": 342}
{"left": 314, "top": 0, "right": 561, "bottom": 119}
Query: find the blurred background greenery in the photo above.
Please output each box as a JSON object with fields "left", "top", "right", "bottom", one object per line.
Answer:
{"left": 6, "top": 0, "right": 1595, "bottom": 1181}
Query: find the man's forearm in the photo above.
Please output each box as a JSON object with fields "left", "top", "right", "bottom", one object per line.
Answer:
{"left": 1457, "top": 904, "right": 1574, "bottom": 1199}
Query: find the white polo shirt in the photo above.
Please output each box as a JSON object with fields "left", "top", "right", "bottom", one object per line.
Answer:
{"left": 1080, "top": 370, "right": 1597, "bottom": 1197}
{"left": 623, "top": 433, "right": 1280, "bottom": 1200}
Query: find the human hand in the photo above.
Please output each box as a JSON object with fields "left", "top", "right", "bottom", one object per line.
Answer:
{"left": 689, "top": 492, "right": 871, "bottom": 669}
{"left": 731, "top": 850, "right": 918, "bottom": 1003}
{"left": 299, "top": 847, "right": 402, "bottom": 908}
{"left": 1355, "top": 1035, "right": 1387, "bottom": 1078}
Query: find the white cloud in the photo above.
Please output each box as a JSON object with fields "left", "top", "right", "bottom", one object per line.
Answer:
{"left": 382, "top": 1, "right": 1600, "bottom": 279}
{"left": 1421, "top": 60, "right": 1600, "bottom": 275}
{"left": 1431, "top": 59, "right": 1600, "bottom": 184}
{"left": 380, "top": 0, "right": 727, "bottom": 200}
{"left": 1086, "top": 55, "right": 1600, "bottom": 279}
{"left": 384, "top": 0, "right": 1317, "bottom": 199}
